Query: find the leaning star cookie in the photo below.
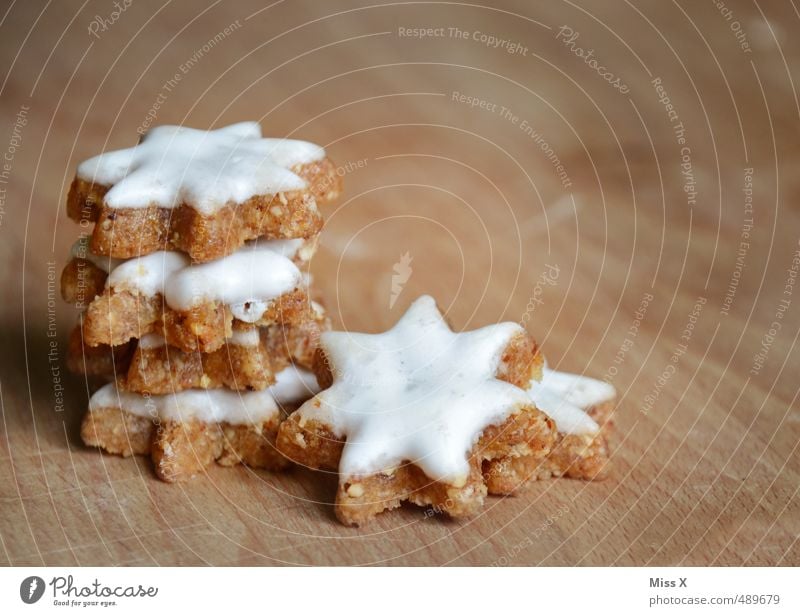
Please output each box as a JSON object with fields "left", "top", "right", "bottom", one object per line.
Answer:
{"left": 72, "top": 308, "right": 329, "bottom": 391}
{"left": 67, "top": 302, "right": 330, "bottom": 393}
{"left": 82, "top": 367, "right": 320, "bottom": 482}
{"left": 77, "top": 239, "right": 312, "bottom": 353}
{"left": 125, "top": 330, "right": 277, "bottom": 393}
{"left": 125, "top": 302, "right": 330, "bottom": 394}
{"left": 484, "top": 364, "right": 616, "bottom": 488}
{"left": 276, "top": 295, "right": 555, "bottom": 526}
{"left": 68, "top": 122, "right": 341, "bottom": 262}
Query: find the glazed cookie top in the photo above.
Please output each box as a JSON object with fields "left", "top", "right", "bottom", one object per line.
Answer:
{"left": 90, "top": 367, "right": 319, "bottom": 425}
{"left": 294, "top": 295, "right": 533, "bottom": 486}
{"left": 528, "top": 365, "right": 616, "bottom": 435}
{"left": 77, "top": 122, "right": 326, "bottom": 214}
{"left": 104, "top": 239, "right": 303, "bottom": 322}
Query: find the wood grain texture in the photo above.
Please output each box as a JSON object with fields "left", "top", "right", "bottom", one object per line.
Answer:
{"left": 1, "top": 0, "right": 798, "bottom": 566}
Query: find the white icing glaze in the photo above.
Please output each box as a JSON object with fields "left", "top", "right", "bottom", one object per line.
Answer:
{"left": 293, "top": 295, "right": 531, "bottom": 486}
{"left": 268, "top": 366, "right": 320, "bottom": 404}
{"left": 89, "top": 367, "right": 319, "bottom": 425}
{"left": 77, "top": 122, "right": 326, "bottom": 215}
{"left": 105, "top": 242, "right": 302, "bottom": 321}
{"left": 163, "top": 246, "right": 300, "bottom": 321}
{"left": 309, "top": 300, "right": 325, "bottom": 318}
{"left": 70, "top": 238, "right": 124, "bottom": 273}
{"left": 264, "top": 238, "right": 305, "bottom": 259}
{"left": 107, "top": 251, "right": 189, "bottom": 296}
{"left": 228, "top": 328, "right": 260, "bottom": 347}
{"left": 528, "top": 365, "right": 616, "bottom": 435}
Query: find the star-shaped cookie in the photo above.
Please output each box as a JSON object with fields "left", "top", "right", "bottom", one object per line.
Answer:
{"left": 77, "top": 121, "right": 325, "bottom": 213}
{"left": 276, "top": 295, "right": 555, "bottom": 525}
{"left": 67, "top": 122, "right": 341, "bottom": 261}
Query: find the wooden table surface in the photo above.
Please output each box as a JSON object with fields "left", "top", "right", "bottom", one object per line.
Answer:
{"left": 1, "top": 0, "right": 798, "bottom": 566}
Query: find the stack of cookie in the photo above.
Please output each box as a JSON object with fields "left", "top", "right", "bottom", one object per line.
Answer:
{"left": 61, "top": 121, "right": 617, "bottom": 526}
{"left": 61, "top": 122, "right": 341, "bottom": 482}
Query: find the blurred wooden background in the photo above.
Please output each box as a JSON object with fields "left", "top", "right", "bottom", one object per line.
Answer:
{"left": 1, "top": 0, "right": 798, "bottom": 565}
